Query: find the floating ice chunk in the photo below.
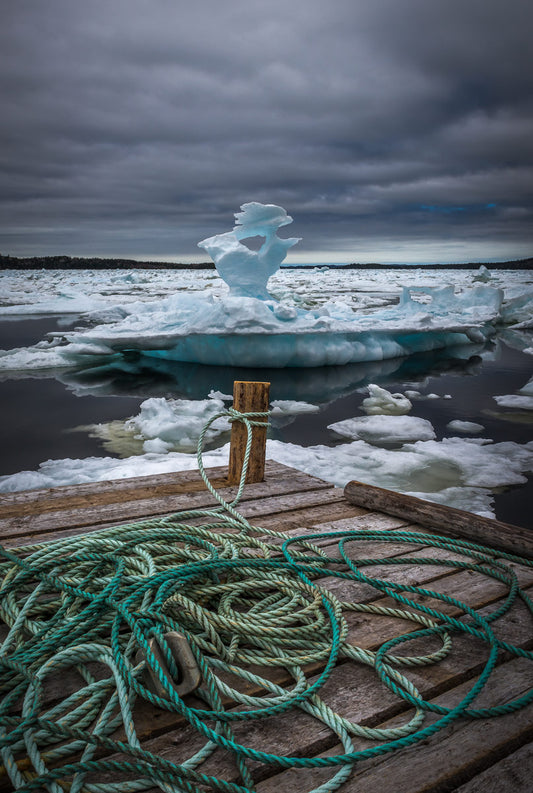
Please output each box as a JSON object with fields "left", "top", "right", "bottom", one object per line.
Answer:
{"left": 405, "top": 486, "right": 495, "bottom": 518}
{"left": 520, "top": 377, "right": 533, "bottom": 396}
{"left": 473, "top": 265, "right": 492, "bottom": 282}
{"left": 488, "top": 376, "right": 533, "bottom": 415}
{"left": 126, "top": 397, "right": 230, "bottom": 451}
{"left": 500, "top": 289, "right": 533, "bottom": 327}
{"left": 270, "top": 400, "right": 320, "bottom": 415}
{"left": 269, "top": 399, "right": 320, "bottom": 428}
{"left": 0, "top": 445, "right": 232, "bottom": 493}
{"left": 54, "top": 281, "right": 506, "bottom": 368}
{"left": 524, "top": 347, "right": 533, "bottom": 355}
{"left": 0, "top": 343, "right": 74, "bottom": 370}
{"left": 263, "top": 436, "right": 533, "bottom": 517}
{"left": 208, "top": 389, "right": 233, "bottom": 401}
{"left": 493, "top": 395, "right": 533, "bottom": 410}
{"left": 493, "top": 372, "right": 533, "bottom": 411}
{"left": 329, "top": 414, "right": 436, "bottom": 445}
{"left": 446, "top": 420, "right": 485, "bottom": 434}
{"left": 361, "top": 384, "right": 412, "bottom": 415}
{"left": 404, "top": 390, "right": 449, "bottom": 401}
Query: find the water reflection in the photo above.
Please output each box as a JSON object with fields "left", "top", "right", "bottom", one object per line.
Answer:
{"left": 54, "top": 344, "right": 488, "bottom": 404}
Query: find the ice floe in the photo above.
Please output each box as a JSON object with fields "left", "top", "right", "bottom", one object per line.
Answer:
{"left": 270, "top": 400, "right": 320, "bottom": 416}
{"left": 361, "top": 384, "right": 412, "bottom": 415}
{"left": 125, "top": 397, "right": 230, "bottom": 452}
{"left": 494, "top": 395, "right": 533, "bottom": 411}
{"left": 446, "top": 420, "right": 485, "bottom": 434}
{"left": 494, "top": 375, "right": 533, "bottom": 411}
{"left": 328, "top": 414, "right": 436, "bottom": 445}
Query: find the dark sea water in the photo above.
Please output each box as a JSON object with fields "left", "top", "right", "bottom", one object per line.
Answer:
{"left": 0, "top": 316, "right": 532, "bottom": 528}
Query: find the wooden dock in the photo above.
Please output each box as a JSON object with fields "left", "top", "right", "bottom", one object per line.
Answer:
{"left": 1, "top": 460, "right": 532, "bottom": 792}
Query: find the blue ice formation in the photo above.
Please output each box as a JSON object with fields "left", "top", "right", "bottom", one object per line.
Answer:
{"left": 197, "top": 202, "right": 300, "bottom": 299}
{"left": 54, "top": 202, "right": 507, "bottom": 369}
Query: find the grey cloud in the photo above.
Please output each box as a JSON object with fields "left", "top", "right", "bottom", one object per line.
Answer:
{"left": 0, "top": 0, "right": 532, "bottom": 262}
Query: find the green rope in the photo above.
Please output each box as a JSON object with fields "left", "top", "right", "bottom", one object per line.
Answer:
{"left": 0, "top": 408, "right": 532, "bottom": 793}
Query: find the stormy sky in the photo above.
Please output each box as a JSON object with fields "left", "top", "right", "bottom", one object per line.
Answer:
{"left": 1, "top": 0, "right": 532, "bottom": 263}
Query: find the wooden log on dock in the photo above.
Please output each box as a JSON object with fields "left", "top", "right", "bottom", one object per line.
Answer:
{"left": 344, "top": 479, "right": 533, "bottom": 559}
{"left": 228, "top": 380, "right": 270, "bottom": 485}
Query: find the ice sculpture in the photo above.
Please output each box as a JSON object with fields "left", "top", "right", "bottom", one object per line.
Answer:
{"left": 197, "top": 202, "right": 300, "bottom": 299}
{"left": 25, "top": 202, "right": 508, "bottom": 369}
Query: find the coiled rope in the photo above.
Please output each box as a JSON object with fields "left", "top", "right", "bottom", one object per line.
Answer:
{"left": 0, "top": 408, "right": 532, "bottom": 793}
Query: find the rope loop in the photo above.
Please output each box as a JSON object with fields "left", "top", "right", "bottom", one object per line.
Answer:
{"left": 226, "top": 407, "right": 270, "bottom": 427}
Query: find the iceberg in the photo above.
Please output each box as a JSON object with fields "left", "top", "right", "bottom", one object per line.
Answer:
{"left": 198, "top": 202, "right": 300, "bottom": 300}
{"left": 2, "top": 204, "right": 508, "bottom": 369}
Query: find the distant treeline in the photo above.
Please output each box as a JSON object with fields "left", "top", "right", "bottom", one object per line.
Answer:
{"left": 345, "top": 258, "right": 533, "bottom": 270}
{"left": 287, "top": 258, "right": 533, "bottom": 270}
{"left": 1, "top": 254, "right": 532, "bottom": 271}
{"left": 0, "top": 255, "right": 215, "bottom": 270}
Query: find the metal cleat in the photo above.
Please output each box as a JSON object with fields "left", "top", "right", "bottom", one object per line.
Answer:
{"left": 135, "top": 631, "right": 201, "bottom": 700}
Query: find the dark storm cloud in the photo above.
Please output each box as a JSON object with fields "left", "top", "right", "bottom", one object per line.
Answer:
{"left": 1, "top": 0, "right": 532, "bottom": 262}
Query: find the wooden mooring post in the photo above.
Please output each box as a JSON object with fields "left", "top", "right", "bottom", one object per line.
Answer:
{"left": 228, "top": 380, "right": 270, "bottom": 485}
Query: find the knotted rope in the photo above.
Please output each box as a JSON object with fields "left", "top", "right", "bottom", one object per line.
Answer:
{"left": 0, "top": 408, "right": 532, "bottom": 793}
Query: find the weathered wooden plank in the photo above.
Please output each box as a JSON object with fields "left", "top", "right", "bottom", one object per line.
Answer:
{"left": 0, "top": 465, "right": 227, "bottom": 516}
{"left": 452, "top": 741, "right": 533, "bottom": 792}
{"left": 0, "top": 461, "right": 292, "bottom": 504}
{"left": 255, "top": 500, "right": 374, "bottom": 533}
{"left": 2, "top": 486, "right": 371, "bottom": 550}
{"left": 256, "top": 658, "right": 533, "bottom": 793}
{"left": 3, "top": 499, "right": 367, "bottom": 552}
{"left": 344, "top": 479, "right": 533, "bottom": 558}
{"left": 0, "top": 473, "right": 335, "bottom": 541}
{"left": 344, "top": 659, "right": 533, "bottom": 793}
{"left": 0, "top": 461, "right": 306, "bottom": 519}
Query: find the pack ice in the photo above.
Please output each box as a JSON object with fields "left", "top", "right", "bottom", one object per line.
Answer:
{"left": 21, "top": 202, "right": 508, "bottom": 369}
